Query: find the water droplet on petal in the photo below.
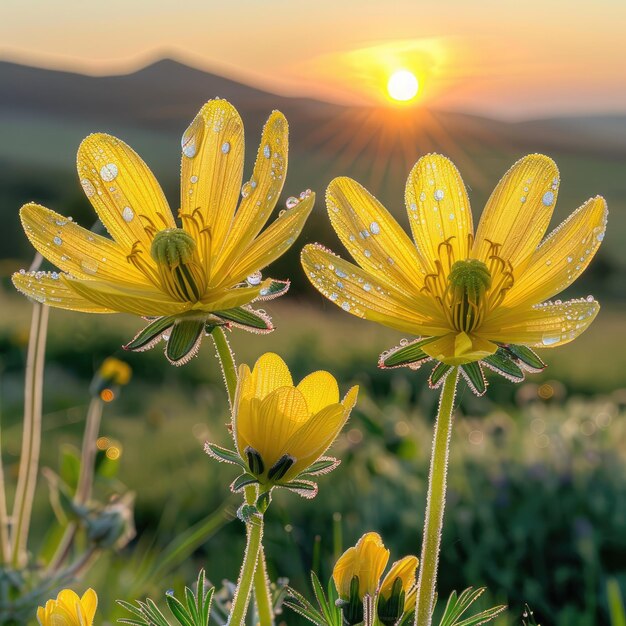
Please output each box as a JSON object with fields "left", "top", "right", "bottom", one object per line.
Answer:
{"left": 80, "top": 258, "right": 99, "bottom": 275}
{"left": 100, "top": 163, "right": 118, "bottom": 182}
{"left": 221, "top": 142, "right": 230, "bottom": 154}
{"left": 81, "top": 178, "right": 96, "bottom": 197}
{"left": 341, "top": 302, "right": 351, "bottom": 311}
{"left": 53, "top": 236, "right": 62, "bottom": 246}
{"left": 246, "top": 271, "right": 262, "bottom": 286}
{"left": 542, "top": 191, "right": 555, "bottom": 206}
{"left": 434, "top": 189, "right": 445, "bottom": 201}
{"left": 285, "top": 196, "right": 299, "bottom": 209}
{"left": 542, "top": 333, "right": 560, "bottom": 346}
{"left": 122, "top": 206, "right": 134, "bottom": 222}
{"left": 190, "top": 175, "right": 198, "bottom": 184}
{"left": 370, "top": 221, "right": 380, "bottom": 235}
{"left": 263, "top": 144, "right": 271, "bottom": 159}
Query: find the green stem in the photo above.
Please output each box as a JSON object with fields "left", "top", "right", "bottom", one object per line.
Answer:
{"left": 414, "top": 368, "right": 459, "bottom": 626}
{"left": 227, "top": 513, "right": 264, "bottom": 626}
{"left": 211, "top": 326, "right": 237, "bottom": 407}
{"left": 212, "top": 329, "right": 274, "bottom": 626}
{"left": 10, "top": 301, "right": 50, "bottom": 568}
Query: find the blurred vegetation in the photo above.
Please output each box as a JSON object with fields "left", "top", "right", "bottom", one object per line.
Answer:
{"left": 0, "top": 290, "right": 625, "bottom": 625}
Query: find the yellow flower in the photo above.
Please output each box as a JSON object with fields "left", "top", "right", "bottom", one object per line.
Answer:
{"left": 302, "top": 154, "right": 607, "bottom": 393}
{"left": 333, "top": 532, "right": 390, "bottom": 600}
{"left": 98, "top": 357, "right": 132, "bottom": 386}
{"left": 207, "top": 352, "right": 358, "bottom": 497}
{"left": 37, "top": 588, "right": 97, "bottom": 626}
{"left": 379, "top": 555, "right": 419, "bottom": 601}
{"left": 13, "top": 99, "right": 314, "bottom": 365}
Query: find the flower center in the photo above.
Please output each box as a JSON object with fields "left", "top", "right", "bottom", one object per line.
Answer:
{"left": 149, "top": 228, "right": 205, "bottom": 301}
{"left": 447, "top": 259, "right": 491, "bottom": 332}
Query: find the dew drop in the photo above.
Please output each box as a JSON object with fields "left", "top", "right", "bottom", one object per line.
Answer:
{"left": 81, "top": 178, "right": 96, "bottom": 197}
{"left": 330, "top": 293, "right": 338, "bottom": 301}
{"left": 370, "top": 221, "right": 380, "bottom": 235}
{"left": 246, "top": 271, "right": 262, "bottom": 286}
{"left": 596, "top": 231, "right": 605, "bottom": 242}
{"left": 122, "top": 206, "right": 134, "bottom": 222}
{"left": 53, "top": 236, "right": 62, "bottom": 246}
{"left": 80, "top": 258, "right": 99, "bottom": 275}
{"left": 434, "top": 189, "right": 445, "bottom": 201}
{"left": 221, "top": 142, "right": 230, "bottom": 154}
{"left": 341, "top": 302, "right": 351, "bottom": 311}
{"left": 542, "top": 333, "right": 561, "bottom": 346}
{"left": 263, "top": 144, "right": 271, "bottom": 159}
{"left": 363, "top": 283, "right": 371, "bottom": 292}
{"left": 542, "top": 191, "right": 555, "bottom": 206}
{"left": 190, "top": 175, "right": 198, "bottom": 184}
{"left": 99, "top": 163, "right": 118, "bottom": 182}
{"left": 364, "top": 250, "right": 372, "bottom": 258}
{"left": 285, "top": 196, "right": 299, "bottom": 209}
{"left": 419, "top": 192, "right": 426, "bottom": 202}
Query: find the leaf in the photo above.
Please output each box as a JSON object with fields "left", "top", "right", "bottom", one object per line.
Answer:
{"left": 124, "top": 315, "right": 177, "bottom": 352}
{"left": 214, "top": 306, "right": 273, "bottom": 332}
{"left": 166, "top": 320, "right": 205, "bottom": 365}
{"left": 284, "top": 586, "right": 327, "bottom": 626}
{"left": 230, "top": 473, "right": 258, "bottom": 493}
{"left": 437, "top": 587, "right": 506, "bottom": 626}
{"left": 460, "top": 362, "right": 487, "bottom": 396}
{"left": 257, "top": 279, "right": 290, "bottom": 301}
{"left": 298, "top": 457, "right": 340, "bottom": 477}
{"left": 203, "top": 442, "right": 246, "bottom": 468}
{"left": 379, "top": 337, "right": 435, "bottom": 369}
{"left": 482, "top": 350, "right": 524, "bottom": 382}
{"left": 165, "top": 594, "right": 194, "bottom": 626}
{"left": 280, "top": 479, "right": 318, "bottom": 499}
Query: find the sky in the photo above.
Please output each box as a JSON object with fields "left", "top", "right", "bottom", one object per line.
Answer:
{"left": 1, "top": 0, "right": 626, "bottom": 119}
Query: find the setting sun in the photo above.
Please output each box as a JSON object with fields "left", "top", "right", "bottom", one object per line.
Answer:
{"left": 387, "top": 69, "right": 419, "bottom": 101}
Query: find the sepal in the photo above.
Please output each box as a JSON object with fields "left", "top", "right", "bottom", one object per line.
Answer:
{"left": 504, "top": 344, "right": 547, "bottom": 373}
{"left": 379, "top": 337, "right": 435, "bottom": 369}
{"left": 460, "top": 362, "right": 487, "bottom": 396}
{"left": 298, "top": 456, "right": 340, "bottom": 477}
{"left": 203, "top": 442, "right": 246, "bottom": 468}
{"left": 230, "top": 473, "right": 259, "bottom": 493}
{"left": 165, "top": 319, "right": 205, "bottom": 366}
{"left": 256, "top": 279, "right": 290, "bottom": 301}
{"left": 482, "top": 349, "right": 525, "bottom": 382}
{"left": 124, "top": 315, "right": 177, "bottom": 352}
{"left": 429, "top": 362, "right": 452, "bottom": 389}
{"left": 214, "top": 306, "right": 273, "bottom": 333}
{"left": 278, "top": 479, "right": 319, "bottom": 499}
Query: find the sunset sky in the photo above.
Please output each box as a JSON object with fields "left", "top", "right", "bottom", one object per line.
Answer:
{"left": 1, "top": 0, "right": 625, "bottom": 119}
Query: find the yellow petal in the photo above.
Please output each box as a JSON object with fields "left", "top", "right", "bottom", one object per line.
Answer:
{"left": 296, "top": 371, "right": 339, "bottom": 415}
{"left": 199, "top": 282, "right": 271, "bottom": 312}
{"left": 62, "top": 276, "right": 188, "bottom": 317}
{"left": 480, "top": 298, "right": 599, "bottom": 347}
{"left": 355, "top": 532, "right": 390, "bottom": 596}
{"left": 79, "top": 589, "right": 97, "bottom": 625}
{"left": 473, "top": 154, "right": 559, "bottom": 269}
{"left": 327, "top": 177, "right": 426, "bottom": 293}
{"left": 19, "top": 203, "right": 149, "bottom": 283}
{"left": 503, "top": 196, "right": 607, "bottom": 307}
{"left": 380, "top": 556, "right": 419, "bottom": 598}
{"left": 180, "top": 100, "right": 244, "bottom": 269}
{"left": 213, "top": 111, "right": 289, "bottom": 274}
{"left": 77, "top": 133, "right": 175, "bottom": 250}
{"left": 421, "top": 332, "right": 498, "bottom": 365}
{"left": 239, "top": 352, "right": 293, "bottom": 401}
{"left": 285, "top": 403, "right": 347, "bottom": 477}
{"left": 333, "top": 546, "right": 358, "bottom": 597}
{"left": 56, "top": 589, "right": 81, "bottom": 614}
{"left": 301, "top": 244, "right": 448, "bottom": 336}
{"left": 12, "top": 271, "right": 113, "bottom": 312}
{"left": 219, "top": 193, "right": 314, "bottom": 287}
{"left": 250, "top": 386, "right": 309, "bottom": 468}
{"left": 405, "top": 154, "right": 473, "bottom": 270}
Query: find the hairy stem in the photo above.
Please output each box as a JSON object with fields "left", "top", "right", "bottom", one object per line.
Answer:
{"left": 227, "top": 513, "right": 264, "bottom": 626}
{"left": 212, "top": 329, "right": 274, "bottom": 626}
{"left": 414, "top": 368, "right": 459, "bottom": 626}
{"left": 11, "top": 301, "right": 50, "bottom": 568}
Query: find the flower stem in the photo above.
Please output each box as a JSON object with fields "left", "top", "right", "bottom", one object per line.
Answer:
{"left": 211, "top": 328, "right": 274, "bottom": 626}
{"left": 227, "top": 512, "right": 264, "bottom": 626}
{"left": 414, "top": 367, "right": 459, "bottom": 626}
{"left": 10, "top": 300, "right": 50, "bottom": 568}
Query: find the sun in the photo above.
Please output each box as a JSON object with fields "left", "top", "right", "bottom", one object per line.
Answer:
{"left": 387, "top": 69, "right": 419, "bottom": 102}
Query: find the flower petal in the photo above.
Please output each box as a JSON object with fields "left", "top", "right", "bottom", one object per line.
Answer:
{"left": 80, "top": 589, "right": 98, "bottom": 625}
{"left": 77, "top": 133, "right": 175, "bottom": 250}
{"left": 240, "top": 352, "right": 293, "bottom": 401}
{"left": 405, "top": 153, "right": 473, "bottom": 270}
{"left": 12, "top": 271, "right": 113, "bottom": 312}
{"left": 19, "top": 203, "right": 149, "bottom": 283}
{"left": 61, "top": 276, "right": 188, "bottom": 317}
{"left": 480, "top": 298, "right": 599, "bottom": 347}
{"left": 327, "top": 177, "right": 426, "bottom": 293}
{"left": 472, "top": 154, "right": 560, "bottom": 269}
{"left": 201, "top": 282, "right": 271, "bottom": 312}
{"left": 296, "top": 371, "right": 339, "bottom": 415}
{"left": 213, "top": 111, "right": 288, "bottom": 274}
{"left": 180, "top": 99, "right": 244, "bottom": 268}
{"left": 421, "top": 332, "right": 498, "bottom": 366}
{"left": 503, "top": 196, "right": 607, "bottom": 307}
{"left": 301, "top": 244, "right": 447, "bottom": 336}
{"left": 219, "top": 193, "right": 314, "bottom": 287}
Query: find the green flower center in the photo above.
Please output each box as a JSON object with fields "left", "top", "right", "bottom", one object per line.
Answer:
{"left": 150, "top": 228, "right": 205, "bottom": 302}
{"left": 447, "top": 259, "right": 491, "bottom": 332}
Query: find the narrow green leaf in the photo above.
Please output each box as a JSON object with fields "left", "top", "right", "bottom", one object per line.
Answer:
{"left": 311, "top": 572, "right": 334, "bottom": 626}
{"left": 166, "top": 320, "right": 204, "bottom": 365}
{"left": 299, "top": 457, "right": 340, "bottom": 477}
{"left": 124, "top": 315, "right": 176, "bottom": 351}
{"left": 608, "top": 579, "right": 626, "bottom": 626}
{"left": 230, "top": 473, "right": 258, "bottom": 493}
{"left": 214, "top": 306, "right": 272, "bottom": 331}
{"left": 281, "top": 479, "right": 318, "bottom": 499}
{"left": 379, "top": 338, "right": 435, "bottom": 368}
{"left": 460, "top": 362, "right": 487, "bottom": 396}
{"left": 454, "top": 604, "right": 507, "bottom": 626}
{"left": 165, "top": 594, "right": 194, "bottom": 626}
{"left": 184, "top": 586, "right": 200, "bottom": 623}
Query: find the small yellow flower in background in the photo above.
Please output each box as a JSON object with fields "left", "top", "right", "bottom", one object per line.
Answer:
{"left": 378, "top": 556, "right": 419, "bottom": 626}
{"left": 379, "top": 555, "right": 419, "bottom": 601}
{"left": 37, "top": 588, "right": 97, "bottom": 626}
{"left": 98, "top": 357, "right": 132, "bottom": 386}
{"left": 205, "top": 352, "right": 358, "bottom": 499}
{"left": 302, "top": 153, "right": 607, "bottom": 394}
{"left": 13, "top": 99, "right": 314, "bottom": 365}
{"left": 333, "top": 532, "right": 390, "bottom": 600}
